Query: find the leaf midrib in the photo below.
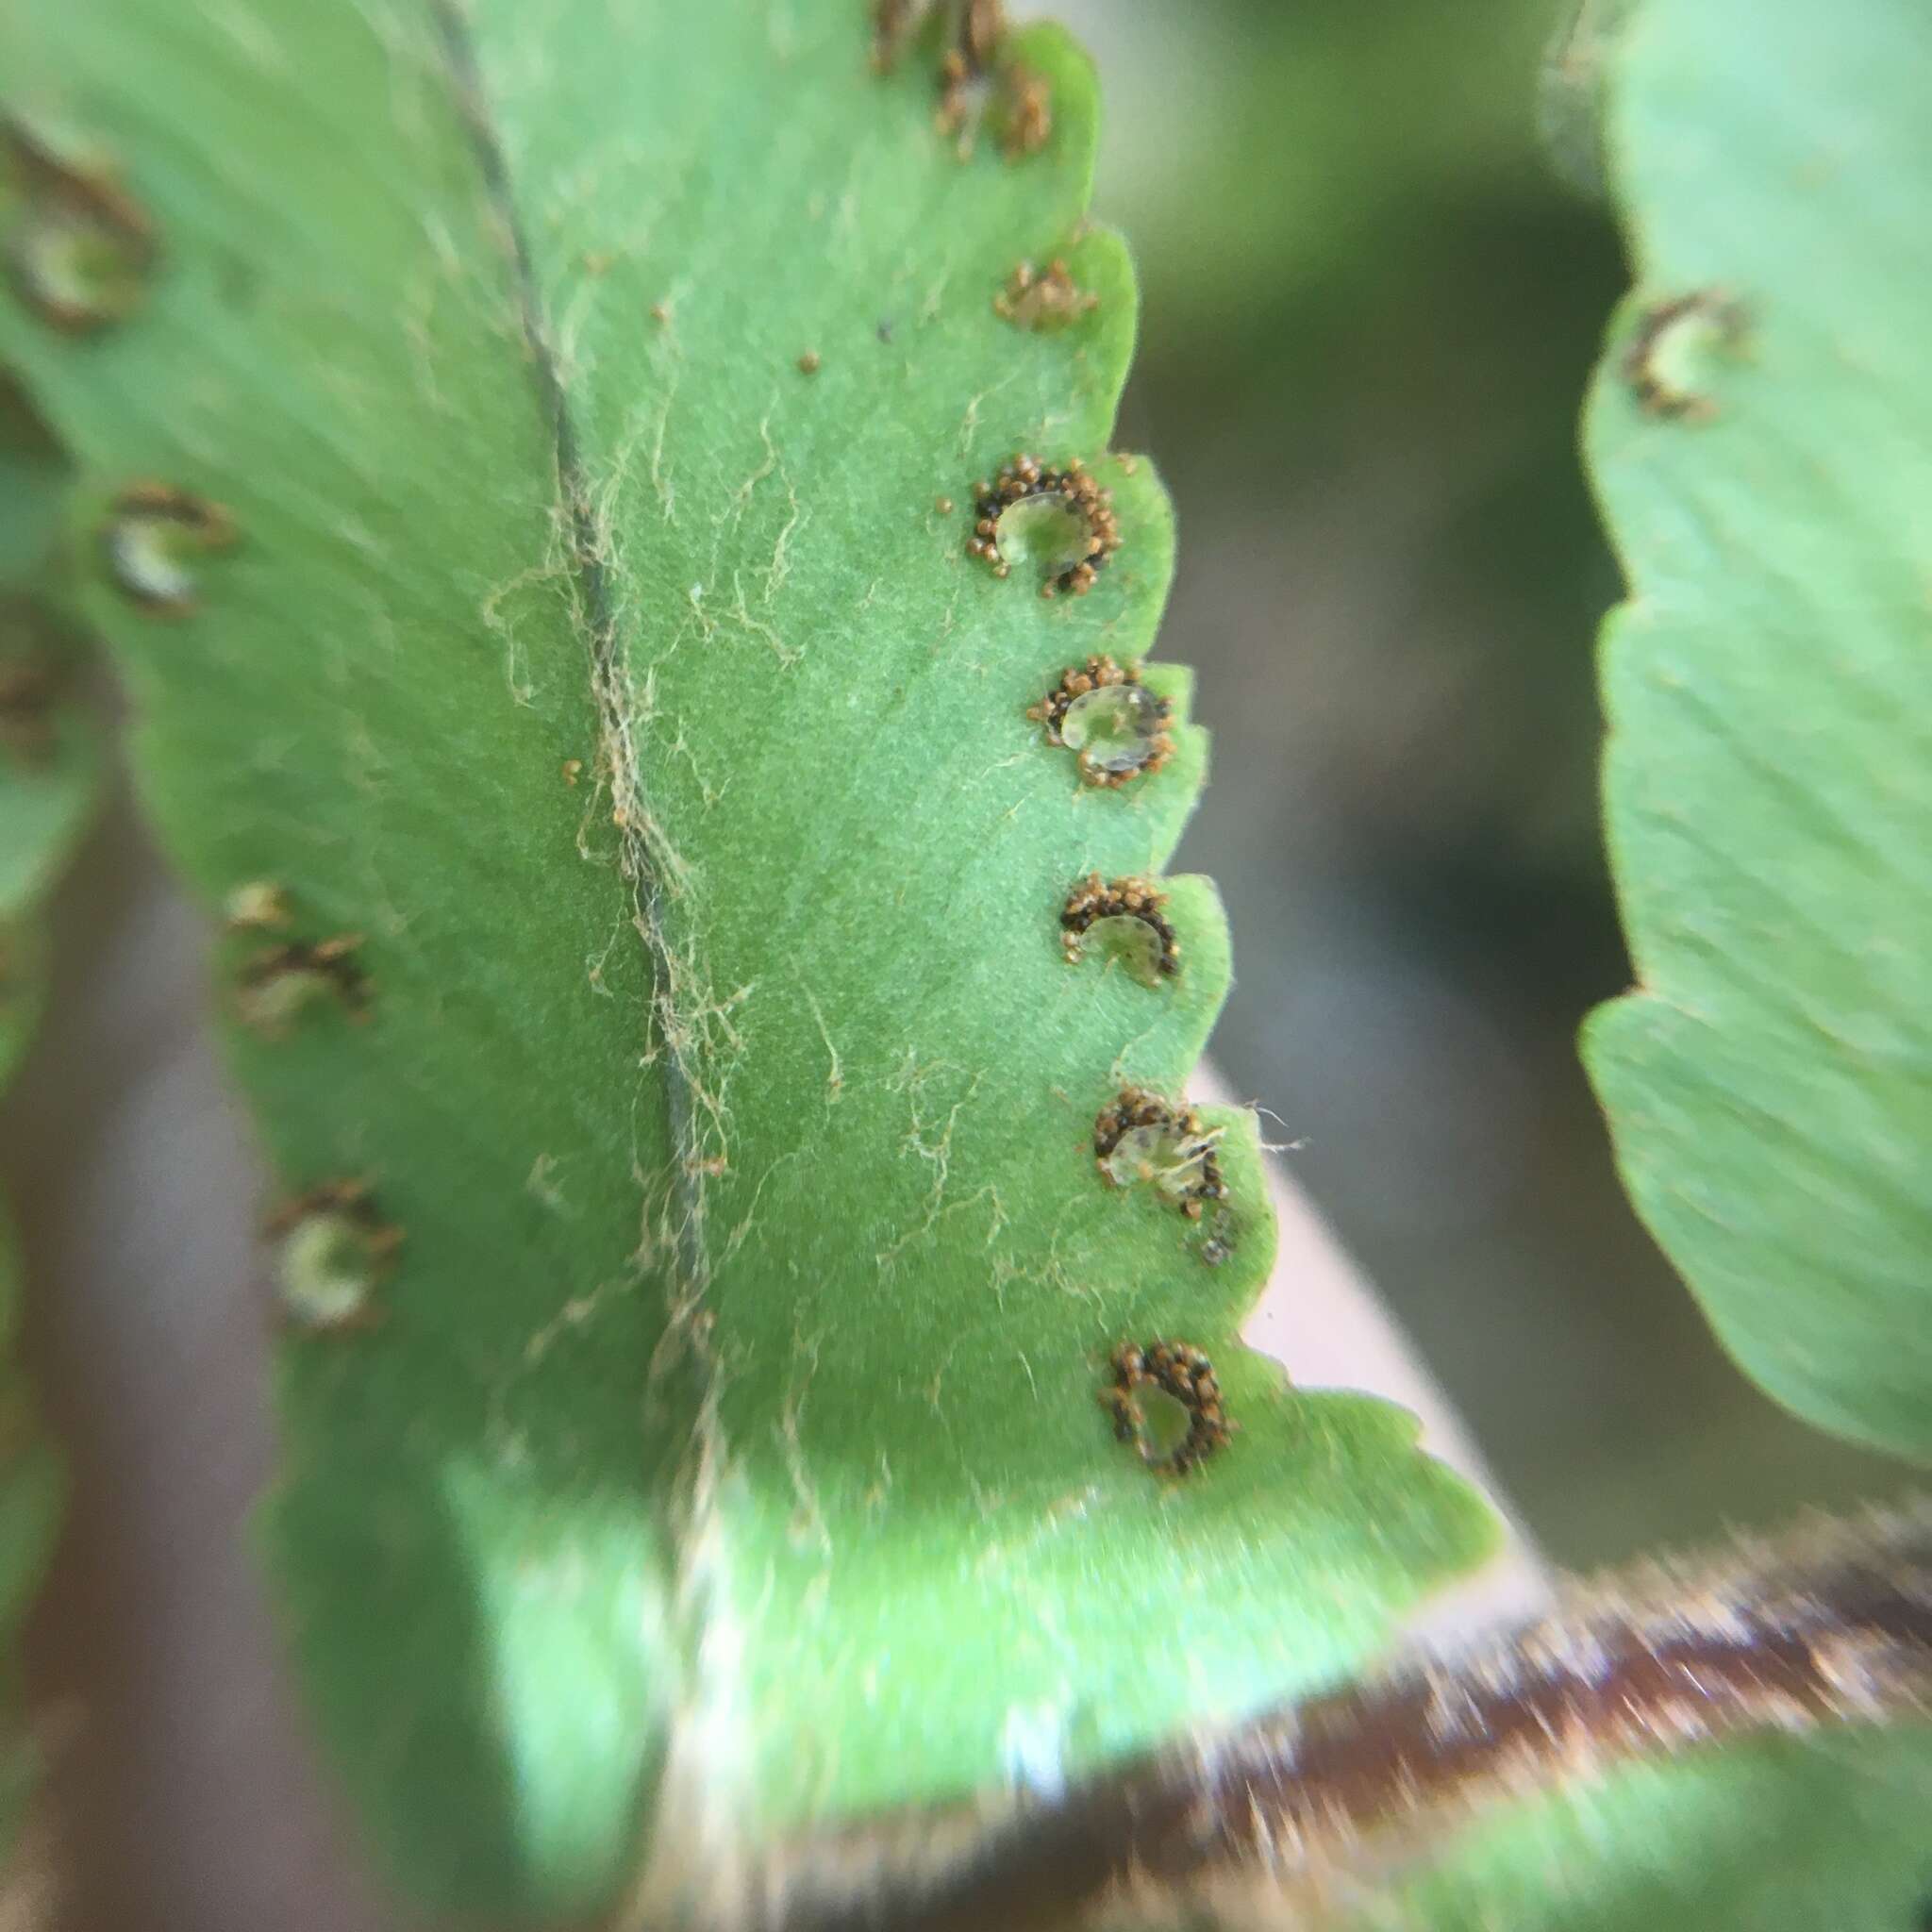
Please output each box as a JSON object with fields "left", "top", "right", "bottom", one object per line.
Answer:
{"left": 428, "top": 0, "right": 709, "bottom": 1315}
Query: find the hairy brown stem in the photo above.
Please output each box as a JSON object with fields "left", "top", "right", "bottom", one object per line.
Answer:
{"left": 752, "top": 1503, "right": 1932, "bottom": 1931}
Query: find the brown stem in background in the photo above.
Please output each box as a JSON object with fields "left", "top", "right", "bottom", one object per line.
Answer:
{"left": 752, "top": 1503, "right": 1932, "bottom": 1931}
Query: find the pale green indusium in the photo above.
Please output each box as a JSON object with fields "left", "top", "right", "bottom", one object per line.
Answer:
{"left": 0, "top": 0, "right": 1496, "bottom": 1917}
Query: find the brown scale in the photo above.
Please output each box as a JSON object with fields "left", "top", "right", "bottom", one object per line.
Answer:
{"left": 1100, "top": 1338, "right": 1233, "bottom": 1475}
{"left": 1091, "top": 1086, "right": 1227, "bottom": 1220}
{"left": 994, "top": 258, "right": 1098, "bottom": 331}
{"left": 1026, "top": 657, "right": 1174, "bottom": 791}
{"left": 967, "top": 453, "right": 1121, "bottom": 598}
{"left": 1059, "top": 873, "right": 1179, "bottom": 976}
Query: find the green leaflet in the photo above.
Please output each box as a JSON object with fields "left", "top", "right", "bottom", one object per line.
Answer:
{"left": 0, "top": 2, "right": 1497, "bottom": 1917}
{"left": 0, "top": 377, "right": 92, "bottom": 1854}
{"left": 1348, "top": 0, "right": 1932, "bottom": 1919}
{"left": 1352, "top": 1731, "right": 1932, "bottom": 1932}
{"left": 0, "top": 910, "right": 63, "bottom": 1862}
{"left": 0, "top": 375, "right": 68, "bottom": 591}
{"left": 1585, "top": 0, "right": 1932, "bottom": 1461}
{"left": 0, "top": 704, "right": 97, "bottom": 913}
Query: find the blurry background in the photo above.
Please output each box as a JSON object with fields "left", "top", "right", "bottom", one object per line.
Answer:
{"left": 1057, "top": 0, "right": 1906, "bottom": 1563}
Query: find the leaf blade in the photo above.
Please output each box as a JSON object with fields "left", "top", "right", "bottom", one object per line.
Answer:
{"left": 1585, "top": 0, "right": 1932, "bottom": 1460}
{"left": 2, "top": 1, "right": 1498, "bottom": 1912}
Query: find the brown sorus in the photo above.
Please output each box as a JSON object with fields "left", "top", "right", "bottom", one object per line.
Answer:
{"left": 1060, "top": 873, "right": 1179, "bottom": 976}
{"left": 993, "top": 258, "right": 1097, "bottom": 331}
{"left": 1026, "top": 656, "right": 1174, "bottom": 789}
{"left": 1093, "top": 1086, "right": 1227, "bottom": 1220}
{"left": 1623, "top": 291, "right": 1746, "bottom": 419}
{"left": 968, "top": 453, "right": 1122, "bottom": 597}
{"left": 1099, "top": 1335, "right": 1234, "bottom": 1474}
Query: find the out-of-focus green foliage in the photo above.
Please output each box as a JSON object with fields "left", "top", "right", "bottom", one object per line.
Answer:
{"left": 0, "top": 374, "right": 93, "bottom": 1855}
{"left": 1586, "top": 0, "right": 1932, "bottom": 1463}
{"left": 1357, "top": 1730, "right": 1932, "bottom": 1932}
{"left": 1352, "top": 0, "right": 1932, "bottom": 1919}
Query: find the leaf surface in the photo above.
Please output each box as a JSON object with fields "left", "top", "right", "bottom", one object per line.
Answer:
{"left": 1352, "top": 1732, "right": 1932, "bottom": 1932}
{"left": 0, "top": 2, "right": 1497, "bottom": 1914}
{"left": 1345, "top": 0, "right": 1932, "bottom": 1920}
{"left": 1584, "top": 0, "right": 1932, "bottom": 1460}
